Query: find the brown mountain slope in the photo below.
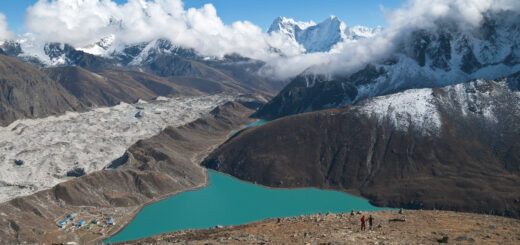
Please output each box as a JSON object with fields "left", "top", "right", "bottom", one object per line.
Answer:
{"left": 202, "top": 77, "right": 520, "bottom": 218}
{"left": 43, "top": 67, "right": 203, "bottom": 107}
{"left": 0, "top": 101, "right": 255, "bottom": 244}
{"left": 43, "top": 65, "right": 273, "bottom": 109}
{"left": 0, "top": 55, "right": 84, "bottom": 126}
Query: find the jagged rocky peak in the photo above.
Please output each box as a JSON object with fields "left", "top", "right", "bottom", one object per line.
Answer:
{"left": 267, "top": 16, "right": 316, "bottom": 37}
{"left": 398, "top": 10, "right": 520, "bottom": 73}
{"left": 268, "top": 16, "right": 380, "bottom": 53}
{"left": 115, "top": 38, "right": 199, "bottom": 66}
{"left": 0, "top": 40, "right": 22, "bottom": 57}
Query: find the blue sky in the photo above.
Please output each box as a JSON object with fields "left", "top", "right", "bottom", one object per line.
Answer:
{"left": 1, "top": 0, "right": 405, "bottom": 34}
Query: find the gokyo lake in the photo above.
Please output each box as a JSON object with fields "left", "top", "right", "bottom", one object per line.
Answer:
{"left": 106, "top": 170, "right": 391, "bottom": 243}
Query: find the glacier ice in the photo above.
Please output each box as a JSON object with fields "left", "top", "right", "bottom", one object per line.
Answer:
{"left": 0, "top": 94, "right": 235, "bottom": 203}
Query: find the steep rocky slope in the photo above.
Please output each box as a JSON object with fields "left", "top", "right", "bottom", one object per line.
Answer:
{"left": 256, "top": 10, "right": 520, "bottom": 119}
{"left": 203, "top": 74, "right": 520, "bottom": 218}
{"left": 0, "top": 101, "right": 256, "bottom": 244}
{"left": 120, "top": 210, "right": 520, "bottom": 245}
{"left": 0, "top": 55, "right": 84, "bottom": 126}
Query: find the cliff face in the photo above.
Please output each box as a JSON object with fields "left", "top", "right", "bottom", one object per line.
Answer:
{"left": 0, "top": 101, "right": 255, "bottom": 244}
{"left": 203, "top": 76, "right": 520, "bottom": 218}
{"left": 0, "top": 55, "right": 84, "bottom": 126}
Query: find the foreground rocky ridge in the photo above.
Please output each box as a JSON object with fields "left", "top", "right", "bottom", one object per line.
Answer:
{"left": 120, "top": 210, "right": 520, "bottom": 245}
{"left": 203, "top": 74, "right": 520, "bottom": 218}
{"left": 0, "top": 101, "right": 256, "bottom": 244}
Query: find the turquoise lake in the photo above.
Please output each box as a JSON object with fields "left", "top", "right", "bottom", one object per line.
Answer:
{"left": 106, "top": 170, "right": 390, "bottom": 243}
{"left": 232, "top": 119, "right": 267, "bottom": 135}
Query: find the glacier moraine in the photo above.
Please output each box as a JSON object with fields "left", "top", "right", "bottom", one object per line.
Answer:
{"left": 0, "top": 94, "right": 235, "bottom": 203}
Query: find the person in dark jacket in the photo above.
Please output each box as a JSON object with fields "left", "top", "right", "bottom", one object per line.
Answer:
{"left": 368, "top": 215, "right": 374, "bottom": 229}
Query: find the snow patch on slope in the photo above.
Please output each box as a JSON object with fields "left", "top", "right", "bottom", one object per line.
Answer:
{"left": 357, "top": 88, "right": 442, "bottom": 135}
{"left": 77, "top": 35, "right": 116, "bottom": 56}
{"left": 0, "top": 94, "right": 235, "bottom": 203}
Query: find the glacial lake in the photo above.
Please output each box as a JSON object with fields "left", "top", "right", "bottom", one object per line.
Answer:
{"left": 106, "top": 170, "right": 390, "bottom": 243}
{"left": 232, "top": 119, "right": 267, "bottom": 135}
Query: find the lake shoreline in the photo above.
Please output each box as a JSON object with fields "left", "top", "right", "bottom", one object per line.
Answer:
{"left": 106, "top": 170, "right": 391, "bottom": 243}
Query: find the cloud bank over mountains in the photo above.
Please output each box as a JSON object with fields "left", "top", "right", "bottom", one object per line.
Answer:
{"left": 3, "top": 0, "right": 520, "bottom": 79}
{"left": 24, "top": 0, "right": 303, "bottom": 60}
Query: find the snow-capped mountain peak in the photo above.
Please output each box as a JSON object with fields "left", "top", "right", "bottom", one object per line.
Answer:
{"left": 268, "top": 16, "right": 381, "bottom": 53}
{"left": 77, "top": 35, "right": 116, "bottom": 56}
{"left": 268, "top": 17, "right": 316, "bottom": 36}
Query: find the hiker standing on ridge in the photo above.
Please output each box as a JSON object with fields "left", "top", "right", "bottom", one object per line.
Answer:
{"left": 368, "top": 215, "right": 374, "bottom": 229}
{"left": 361, "top": 215, "right": 366, "bottom": 231}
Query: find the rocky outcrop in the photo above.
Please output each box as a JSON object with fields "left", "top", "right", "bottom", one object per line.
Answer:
{"left": 0, "top": 101, "right": 255, "bottom": 244}
{"left": 0, "top": 55, "right": 84, "bottom": 126}
{"left": 203, "top": 75, "right": 520, "bottom": 218}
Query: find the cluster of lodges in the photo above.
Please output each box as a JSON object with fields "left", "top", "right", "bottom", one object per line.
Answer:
{"left": 57, "top": 213, "right": 115, "bottom": 229}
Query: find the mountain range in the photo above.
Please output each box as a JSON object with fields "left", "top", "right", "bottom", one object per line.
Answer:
{"left": 0, "top": 37, "right": 282, "bottom": 126}
{"left": 256, "top": 10, "right": 520, "bottom": 119}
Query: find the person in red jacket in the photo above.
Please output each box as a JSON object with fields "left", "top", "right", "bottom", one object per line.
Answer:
{"left": 361, "top": 215, "right": 366, "bottom": 231}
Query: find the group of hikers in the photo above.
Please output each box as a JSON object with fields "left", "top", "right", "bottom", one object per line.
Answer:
{"left": 351, "top": 209, "right": 373, "bottom": 231}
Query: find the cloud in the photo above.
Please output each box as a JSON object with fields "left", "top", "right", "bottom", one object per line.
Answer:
{"left": 0, "top": 13, "right": 14, "bottom": 41}
{"left": 24, "top": 0, "right": 302, "bottom": 60}
{"left": 386, "top": 0, "right": 520, "bottom": 29}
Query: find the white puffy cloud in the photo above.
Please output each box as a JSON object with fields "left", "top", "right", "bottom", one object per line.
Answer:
{"left": 24, "top": 0, "right": 302, "bottom": 60}
{"left": 0, "top": 13, "right": 14, "bottom": 41}
{"left": 386, "top": 0, "right": 520, "bottom": 29}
